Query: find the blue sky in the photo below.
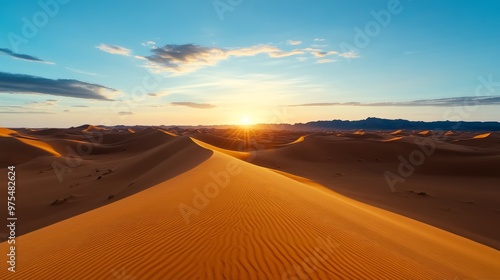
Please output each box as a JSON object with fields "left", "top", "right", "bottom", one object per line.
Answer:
{"left": 1, "top": 0, "right": 499, "bottom": 127}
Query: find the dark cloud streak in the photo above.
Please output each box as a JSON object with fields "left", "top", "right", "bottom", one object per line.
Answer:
{"left": 0, "top": 111, "right": 54, "bottom": 114}
{"left": 171, "top": 102, "right": 216, "bottom": 109}
{"left": 0, "top": 48, "right": 52, "bottom": 64}
{"left": 144, "top": 44, "right": 301, "bottom": 73}
{"left": 288, "top": 96, "right": 500, "bottom": 107}
{"left": 0, "top": 72, "right": 115, "bottom": 100}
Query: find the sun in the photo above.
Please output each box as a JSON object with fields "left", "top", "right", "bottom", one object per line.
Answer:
{"left": 240, "top": 116, "right": 253, "bottom": 126}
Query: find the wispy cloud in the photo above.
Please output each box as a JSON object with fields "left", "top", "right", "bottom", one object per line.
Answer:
{"left": 96, "top": 44, "right": 131, "bottom": 56}
{"left": 107, "top": 42, "right": 355, "bottom": 74}
{"left": 0, "top": 100, "right": 58, "bottom": 115}
{"left": 287, "top": 96, "right": 500, "bottom": 107}
{"left": 65, "top": 67, "right": 97, "bottom": 76}
{"left": 158, "top": 73, "right": 324, "bottom": 107}
{"left": 142, "top": 41, "right": 156, "bottom": 47}
{"left": 314, "top": 38, "right": 326, "bottom": 42}
{"left": 311, "top": 50, "right": 338, "bottom": 57}
{"left": 0, "top": 105, "right": 23, "bottom": 109}
{"left": 171, "top": 102, "right": 216, "bottom": 109}
{"left": 0, "top": 48, "right": 53, "bottom": 64}
{"left": 299, "top": 47, "right": 356, "bottom": 60}
{"left": 338, "top": 52, "right": 360, "bottom": 58}
{"left": 287, "top": 40, "right": 302, "bottom": 46}
{"left": 118, "top": 111, "right": 133, "bottom": 115}
{"left": 0, "top": 72, "right": 116, "bottom": 100}
{"left": 316, "top": 59, "right": 336, "bottom": 64}
{"left": 143, "top": 44, "right": 304, "bottom": 74}
{"left": 269, "top": 49, "right": 304, "bottom": 58}
{"left": 26, "top": 100, "right": 58, "bottom": 107}
{"left": 0, "top": 111, "right": 54, "bottom": 114}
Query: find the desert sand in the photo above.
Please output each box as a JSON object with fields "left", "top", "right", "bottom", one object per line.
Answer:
{"left": 1, "top": 126, "right": 499, "bottom": 279}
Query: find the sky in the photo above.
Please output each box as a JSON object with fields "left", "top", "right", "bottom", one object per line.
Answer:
{"left": 1, "top": 0, "right": 499, "bottom": 127}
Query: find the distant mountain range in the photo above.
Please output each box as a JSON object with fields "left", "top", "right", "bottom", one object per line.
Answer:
{"left": 64, "top": 118, "right": 500, "bottom": 132}
{"left": 290, "top": 117, "right": 500, "bottom": 131}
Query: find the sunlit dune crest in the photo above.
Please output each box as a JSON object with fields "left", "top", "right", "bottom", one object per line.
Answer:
{"left": 158, "top": 129, "right": 177, "bottom": 137}
{"left": 445, "top": 131, "right": 454, "bottom": 136}
{"left": 190, "top": 137, "right": 251, "bottom": 160}
{"left": 0, "top": 128, "right": 61, "bottom": 157}
{"left": 279, "top": 135, "right": 306, "bottom": 146}
{"left": 472, "top": 132, "right": 491, "bottom": 139}
{"left": 382, "top": 136, "right": 403, "bottom": 142}
{"left": 0, "top": 127, "right": 17, "bottom": 137}
{"left": 16, "top": 138, "right": 62, "bottom": 157}
{"left": 390, "top": 129, "right": 403, "bottom": 135}
{"left": 127, "top": 128, "right": 135, "bottom": 134}
{"left": 353, "top": 130, "right": 365, "bottom": 135}
{"left": 288, "top": 135, "right": 306, "bottom": 144}
{"left": 82, "top": 125, "right": 107, "bottom": 132}
{"left": 418, "top": 130, "right": 430, "bottom": 135}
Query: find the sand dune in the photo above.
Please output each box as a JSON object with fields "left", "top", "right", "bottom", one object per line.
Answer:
{"left": 390, "top": 129, "right": 402, "bottom": 135}
{"left": 14, "top": 137, "right": 61, "bottom": 157}
{"left": 0, "top": 129, "right": 61, "bottom": 165}
{"left": 251, "top": 133, "right": 500, "bottom": 249}
{"left": 285, "top": 135, "right": 306, "bottom": 145}
{"left": 158, "top": 128, "right": 177, "bottom": 137}
{"left": 82, "top": 124, "right": 108, "bottom": 132}
{"left": 191, "top": 132, "right": 249, "bottom": 151}
{"left": 0, "top": 137, "right": 57, "bottom": 166}
{"left": 473, "top": 132, "right": 491, "bottom": 139}
{"left": 334, "top": 132, "right": 383, "bottom": 141}
{"left": 452, "top": 132, "right": 500, "bottom": 149}
{"left": 0, "top": 129, "right": 212, "bottom": 238}
{"left": 1, "top": 147, "right": 499, "bottom": 279}
{"left": 190, "top": 128, "right": 306, "bottom": 151}
{"left": 382, "top": 136, "right": 403, "bottom": 142}
{"left": 0, "top": 127, "right": 17, "bottom": 136}
{"left": 275, "top": 135, "right": 307, "bottom": 147}
{"left": 191, "top": 137, "right": 251, "bottom": 160}
{"left": 417, "top": 130, "right": 430, "bottom": 135}
{"left": 1, "top": 127, "right": 499, "bottom": 279}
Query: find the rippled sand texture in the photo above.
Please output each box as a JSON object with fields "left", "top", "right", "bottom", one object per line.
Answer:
{"left": 1, "top": 126, "right": 499, "bottom": 279}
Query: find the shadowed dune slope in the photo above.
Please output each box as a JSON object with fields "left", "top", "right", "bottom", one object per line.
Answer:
{"left": 45, "top": 128, "right": 178, "bottom": 156}
{"left": 0, "top": 128, "right": 61, "bottom": 165}
{"left": 190, "top": 133, "right": 247, "bottom": 151}
{"left": 0, "top": 133, "right": 212, "bottom": 239}
{"left": 453, "top": 132, "right": 500, "bottom": 149}
{"left": 191, "top": 137, "right": 251, "bottom": 160}
{"left": 251, "top": 135, "right": 500, "bottom": 249}
{"left": 1, "top": 149, "right": 499, "bottom": 279}
{"left": 254, "top": 135, "right": 500, "bottom": 177}
{"left": 0, "top": 137, "right": 57, "bottom": 166}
